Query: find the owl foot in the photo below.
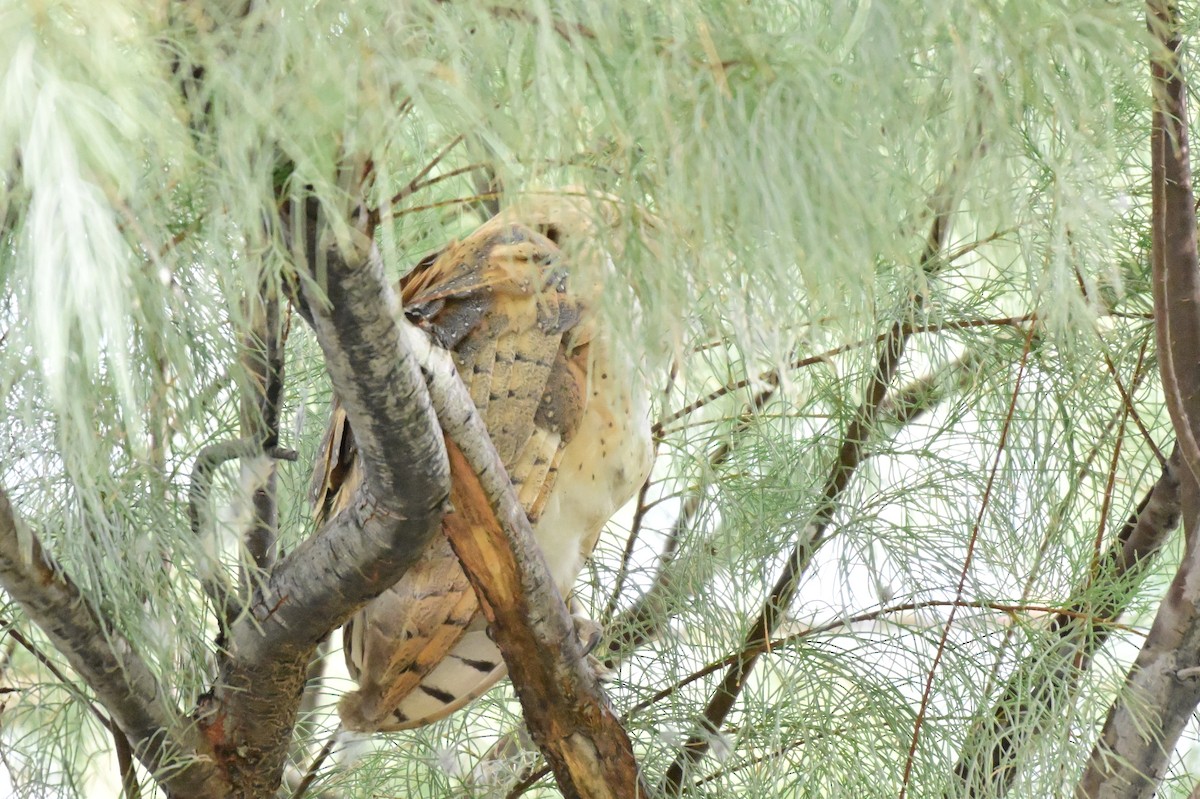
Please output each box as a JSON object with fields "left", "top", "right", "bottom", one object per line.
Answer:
{"left": 572, "top": 614, "right": 614, "bottom": 682}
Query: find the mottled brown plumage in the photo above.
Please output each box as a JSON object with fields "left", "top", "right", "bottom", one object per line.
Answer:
{"left": 313, "top": 193, "right": 652, "bottom": 732}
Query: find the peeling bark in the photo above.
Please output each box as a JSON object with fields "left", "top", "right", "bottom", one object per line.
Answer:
{"left": 400, "top": 321, "right": 647, "bottom": 799}
{"left": 443, "top": 440, "right": 645, "bottom": 799}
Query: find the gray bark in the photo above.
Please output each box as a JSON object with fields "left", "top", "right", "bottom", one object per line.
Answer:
{"left": 202, "top": 211, "right": 451, "bottom": 796}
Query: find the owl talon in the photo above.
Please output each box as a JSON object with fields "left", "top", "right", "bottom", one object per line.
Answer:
{"left": 572, "top": 614, "right": 603, "bottom": 655}
{"left": 570, "top": 614, "right": 613, "bottom": 680}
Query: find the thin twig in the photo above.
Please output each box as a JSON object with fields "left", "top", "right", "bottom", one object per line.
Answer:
{"left": 1072, "top": 265, "right": 1166, "bottom": 465}
{"left": 110, "top": 719, "right": 142, "bottom": 799}
{"left": 386, "top": 134, "right": 466, "bottom": 210}
{"left": 689, "top": 734, "right": 827, "bottom": 789}
{"left": 605, "top": 384, "right": 778, "bottom": 664}
{"left": 653, "top": 314, "right": 1037, "bottom": 436}
{"left": 659, "top": 168, "right": 962, "bottom": 792}
{"left": 898, "top": 320, "right": 1039, "bottom": 799}
{"left": 0, "top": 620, "right": 112, "bottom": 728}
{"left": 188, "top": 439, "right": 298, "bottom": 627}
{"left": 490, "top": 6, "right": 597, "bottom": 42}
{"left": 392, "top": 192, "right": 502, "bottom": 218}
{"left": 627, "top": 599, "right": 1138, "bottom": 723}
{"left": 401, "top": 162, "right": 490, "bottom": 202}
{"left": 290, "top": 729, "right": 340, "bottom": 799}
{"left": 600, "top": 361, "right": 678, "bottom": 626}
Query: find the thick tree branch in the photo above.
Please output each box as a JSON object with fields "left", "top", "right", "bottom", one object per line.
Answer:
{"left": 399, "top": 318, "right": 647, "bottom": 799}
{"left": 1075, "top": 6, "right": 1200, "bottom": 795}
{"left": 1149, "top": 3, "right": 1200, "bottom": 485}
{"left": 0, "top": 488, "right": 226, "bottom": 798}
{"left": 260, "top": 214, "right": 449, "bottom": 647}
{"left": 203, "top": 204, "right": 450, "bottom": 797}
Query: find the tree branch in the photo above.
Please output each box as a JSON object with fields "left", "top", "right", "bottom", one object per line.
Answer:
{"left": 203, "top": 201, "right": 451, "bottom": 796}
{"left": 110, "top": 717, "right": 143, "bottom": 799}
{"left": 1075, "top": 5, "right": 1200, "bottom": 795}
{"left": 0, "top": 488, "right": 226, "bottom": 798}
{"left": 263, "top": 205, "right": 450, "bottom": 645}
{"left": 1148, "top": 2, "right": 1200, "bottom": 485}
{"left": 953, "top": 445, "right": 1182, "bottom": 798}
{"left": 398, "top": 316, "right": 647, "bottom": 799}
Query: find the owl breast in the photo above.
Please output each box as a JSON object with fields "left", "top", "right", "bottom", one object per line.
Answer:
{"left": 535, "top": 337, "right": 653, "bottom": 592}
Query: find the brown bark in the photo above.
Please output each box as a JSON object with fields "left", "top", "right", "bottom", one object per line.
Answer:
{"left": 397, "top": 316, "right": 647, "bottom": 799}
{"left": 1075, "top": 4, "right": 1200, "bottom": 796}
{"left": 443, "top": 440, "right": 647, "bottom": 799}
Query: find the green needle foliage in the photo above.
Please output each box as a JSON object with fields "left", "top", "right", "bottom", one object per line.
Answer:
{"left": 0, "top": 1, "right": 1190, "bottom": 797}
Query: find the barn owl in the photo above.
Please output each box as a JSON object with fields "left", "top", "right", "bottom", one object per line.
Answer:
{"left": 312, "top": 190, "right": 653, "bottom": 732}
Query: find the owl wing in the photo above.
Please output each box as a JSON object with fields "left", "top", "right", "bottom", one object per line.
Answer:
{"left": 315, "top": 218, "right": 592, "bottom": 732}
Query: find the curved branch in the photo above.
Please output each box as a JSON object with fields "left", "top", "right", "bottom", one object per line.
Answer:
{"left": 206, "top": 199, "right": 451, "bottom": 796}
{"left": 255, "top": 201, "right": 451, "bottom": 651}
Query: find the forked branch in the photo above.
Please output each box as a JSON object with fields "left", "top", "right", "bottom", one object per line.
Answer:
{"left": 202, "top": 198, "right": 451, "bottom": 796}
{"left": 1075, "top": 4, "right": 1200, "bottom": 796}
